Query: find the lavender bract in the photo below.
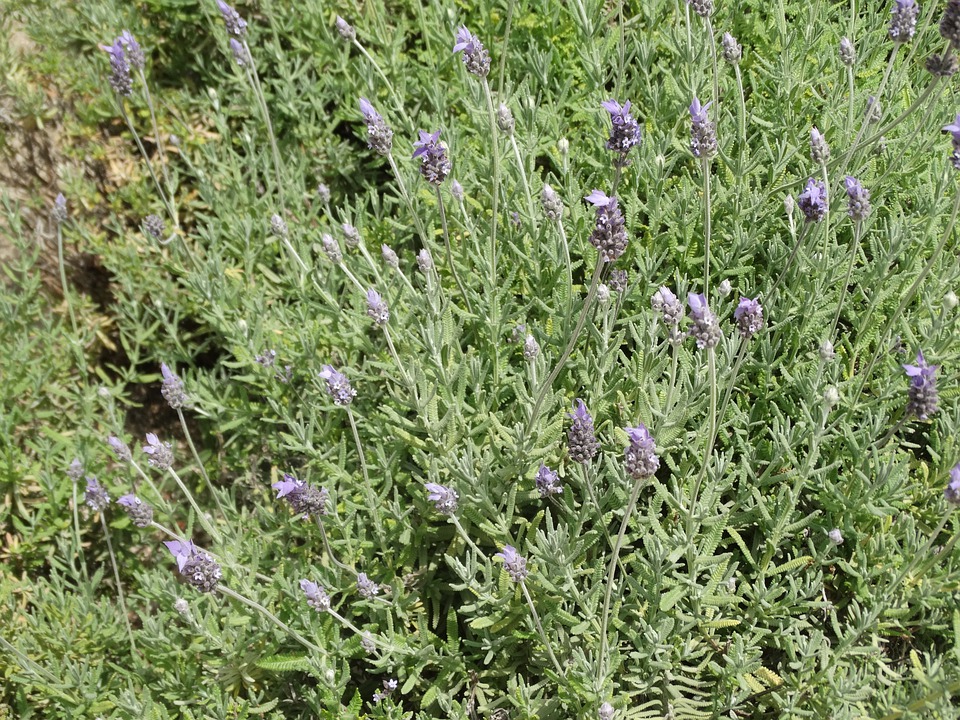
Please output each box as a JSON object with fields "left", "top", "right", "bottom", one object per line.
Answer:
{"left": 270, "top": 213, "right": 288, "bottom": 239}
{"left": 497, "top": 103, "right": 515, "bottom": 135}
{"left": 926, "top": 52, "right": 959, "bottom": 77}
{"left": 321, "top": 233, "right": 342, "bottom": 263}
{"left": 903, "top": 351, "right": 939, "bottom": 420}
{"left": 602, "top": 99, "right": 642, "bottom": 164}
{"left": 117, "top": 31, "right": 144, "bottom": 71}
{"left": 359, "top": 97, "right": 393, "bottom": 155}
{"left": 943, "top": 114, "right": 960, "bottom": 169}
{"left": 687, "top": 293, "right": 722, "bottom": 349}
{"left": 733, "top": 297, "right": 764, "bottom": 339}
{"left": 217, "top": 0, "right": 247, "bottom": 36}
{"left": 357, "top": 573, "right": 380, "bottom": 598}
{"left": 319, "top": 365, "right": 356, "bottom": 406}
{"left": 797, "top": 178, "right": 827, "bottom": 223}
{"left": 412, "top": 130, "right": 451, "bottom": 185}
{"left": 652, "top": 286, "right": 684, "bottom": 326}
{"left": 689, "top": 97, "right": 717, "bottom": 159}
{"left": 722, "top": 32, "right": 741, "bottom": 64}
{"left": 165, "top": 539, "right": 222, "bottom": 593}
{"left": 609, "top": 269, "right": 628, "bottom": 294}
{"left": 452, "top": 26, "right": 490, "bottom": 78}
{"left": 945, "top": 463, "right": 960, "bottom": 505}
{"left": 273, "top": 473, "right": 330, "bottom": 518}
{"left": 143, "top": 433, "right": 174, "bottom": 470}
{"left": 535, "top": 464, "right": 563, "bottom": 498}
{"left": 599, "top": 702, "right": 616, "bottom": 720}
{"left": 425, "top": 482, "right": 459, "bottom": 515}
{"left": 941, "top": 1, "right": 960, "bottom": 45}
{"left": 624, "top": 424, "right": 659, "bottom": 479}
{"left": 417, "top": 248, "right": 434, "bottom": 273}
{"left": 495, "top": 545, "right": 528, "bottom": 582}
{"left": 85, "top": 477, "right": 111, "bottom": 512}
{"left": 888, "top": 0, "right": 918, "bottom": 43}
{"left": 342, "top": 223, "right": 360, "bottom": 248}
{"left": 366, "top": 289, "right": 389, "bottom": 326}
{"left": 143, "top": 214, "right": 165, "bottom": 241}
{"left": 67, "top": 458, "right": 84, "bottom": 482}
{"left": 451, "top": 179, "right": 464, "bottom": 201}
{"left": 568, "top": 399, "right": 601, "bottom": 464}
{"left": 301, "top": 579, "right": 331, "bottom": 611}
{"left": 118, "top": 494, "right": 154, "bottom": 527}
{"left": 585, "top": 190, "right": 628, "bottom": 261}
{"left": 107, "top": 435, "right": 132, "bottom": 463}
{"left": 839, "top": 37, "right": 856, "bottom": 66}
{"left": 541, "top": 185, "right": 563, "bottom": 221}
{"left": 101, "top": 38, "right": 132, "bottom": 96}
{"left": 844, "top": 176, "right": 871, "bottom": 221}
{"left": 687, "top": 0, "right": 714, "bottom": 18}
{"left": 229, "top": 38, "right": 248, "bottom": 66}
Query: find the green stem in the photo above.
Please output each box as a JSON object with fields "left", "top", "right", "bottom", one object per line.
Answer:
{"left": 167, "top": 467, "right": 222, "bottom": 543}
{"left": 118, "top": 101, "right": 176, "bottom": 229}
{"left": 829, "top": 221, "right": 862, "bottom": 340}
{"left": 451, "top": 515, "right": 485, "bottom": 557}
{"left": 482, "top": 79, "right": 502, "bottom": 284}
{"left": 767, "top": 223, "right": 810, "bottom": 303}
{"left": 178, "top": 409, "right": 228, "bottom": 522}
{"left": 346, "top": 407, "right": 385, "bottom": 546}
{"left": 137, "top": 68, "right": 170, "bottom": 190}
{"left": 218, "top": 585, "right": 323, "bottom": 654}
{"left": 437, "top": 187, "right": 473, "bottom": 312}
{"left": 71, "top": 478, "right": 88, "bottom": 581}
{"left": 100, "top": 514, "right": 136, "bottom": 655}
{"left": 702, "top": 156, "right": 712, "bottom": 296}
{"left": 56, "top": 224, "right": 78, "bottom": 338}
{"left": 353, "top": 40, "right": 412, "bottom": 133}
{"left": 510, "top": 135, "right": 536, "bottom": 223}
{"left": 318, "top": 519, "right": 355, "bottom": 574}
{"left": 520, "top": 580, "right": 564, "bottom": 676}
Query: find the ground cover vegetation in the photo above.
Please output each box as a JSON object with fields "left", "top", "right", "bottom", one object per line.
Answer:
{"left": 2, "top": 0, "right": 960, "bottom": 717}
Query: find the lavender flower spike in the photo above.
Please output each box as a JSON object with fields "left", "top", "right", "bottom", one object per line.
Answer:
{"left": 101, "top": 38, "right": 132, "bottom": 96}
{"left": 117, "top": 31, "right": 144, "bottom": 71}
{"left": 567, "top": 399, "right": 601, "bottom": 463}
{"left": 624, "top": 424, "right": 659, "bottom": 479}
{"left": 143, "top": 433, "right": 174, "bottom": 470}
{"left": 417, "top": 248, "right": 434, "bottom": 272}
{"left": 217, "top": 0, "right": 247, "bottom": 36}
{"left": 888, "top": 0, "right": 918, "bottom": 43}
{"left": 273, "top": 473, "right": 330, "bottom": 518}
{"left": 229, "top": 38, "right": 248, "bottom": 66}
{"left": 797, "top": 178, "right": 827, "bottom": 223}
{"left": 118, "top": 493, "right": 154, "bottom": 527}
{"left": 335, "top": 16, "right": 356, "bottom": 41}
{"left": 53, "top": 193, "right": 68, "bottom": 224}
{"left": 810, "top": 127, "right": 830, "bottom": 164}
{"left": 164, "top": 539, "right": 222, "bottom": 593}
{"left": 359, "top": 97, "right": 393, "bottom": 155}
{"left": 689, "top": 97, "right": 717, "bottom": 159}
{"left": 585, "top": 190, "right": 628, "bottom": 261}
{"left": 541, "top": 184, "right": 563, "bottom": 221}
{"left": 652, "top": 286, "right": 684, "bottom": 326}
{"left": 687, "top": 292, "right": 722, "bottom": 349}
{"left": 357, "top": 573, "right": 380, "bottom": 598}
{"left": 425, "top": 482, "right": 459, "bottom": 515}
{"left": 844, "top": 176, "right": 871, "bottom": 221}
{"left": 733, "top": 297, "right": 764, "bottom": 339}
{"left": 940, "top": 0, "right": 960, "bottom": 46}
{"left": 495, "top": 545, "right": 529, "bottom": 582}
{"left": 903, "top": 351, "right": 939, "bottom": 419}
{"left": 412, "top": 130, "right": 452, "bottom": 185}
{"left": 301, "top": 579, "right": 331, "bottom": 611}
{"left": 318, "top": 365, "right": 357, "bottom": 406}
{"left": 535, "top": 464, "right": 563, "bottom": 498}
{"left": 839, "top": 37, "right": 856, "bottom": 66}
{"left": 945, "top": 463, "right": 960, "bottom": 505}
{"left": 85, "top": 477, "right": 111, "bottom": 511}
{"left": 453, "top": 26, "right": 491, "bottom": 78}
{"left": 366, "top": 288, "right": 390, "bottom": 326}
{"left": 722, "top": 32, "right": 742, "bottom": 64}
{"left": 107, "top": 435, "right": 132, "bottom": 463}
{"left": 382, "top": 244, "right": 399, "bottom": 268}
{"left": 160, "top": 362, "right": 189, "bottom": 409}
{"left": 687, "top": 0, "right": 714, "bottom": 18}
{"left": 602, "top": 99, "right": 642, "bottom": 164}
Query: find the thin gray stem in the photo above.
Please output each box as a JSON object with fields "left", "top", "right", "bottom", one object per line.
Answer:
{"left": 353, "top": 41, "right": 412, "bottom": 133}
{"left": 702, "top": 156, "right": 712, "bottom": 296}
{"left": 138, "top": 68, "right": 170, "bottom": 190}
{"left": 118, "top": 101, "right": 176, "bottom": 229}
{"left": 509, "top": 135, "right": 536, "bottom": 223}
{"left": 437, "top": 187, "right": 473, "bottom": 313}
{"left": 71, "top": 479, "right": 88, "bottom": 581}
{"left": 218, "top": 585, "right": 323, "bottom": 654}
{"left": 167, "top": 467, "right": 222, "bottom": 543}
{"left": 482, "top": 79, "right": 502, "bottom": 283}
{"left": 177, "top": 409, "right": 228, "bottom": 522}
{"left": 318, "top": 519, "right": 355, "bottom": 574}
{"left": 451, "top": 515, "right": 485, "bottom": 557}
{"left": 520, "top": 580, "right": 564, "bottom": 676}
{"left": 100, "top": 514, "right": 136, "bottom": 655}
{"left": 829, "top": 221, "right": 862, "bottom": 339}
{"left": 345, "top": 407, "right": 385, "bottom": 546}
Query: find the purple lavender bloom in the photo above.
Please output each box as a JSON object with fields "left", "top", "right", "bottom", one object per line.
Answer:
{"left": 301, "top": 579, "right": 331, "bottom": 611}
{"left": 609, "top": 269, "right": 628, "bottom": 294}
{"left": 585, "top": 190, "right": 628, "bottom": 261}
{"left": 373, "top": 679, "right": 398, "bottom": 704}
{"left": 366, "top": 288, "right": 389, "bottom": 326}
{"left": 67, "top": 458, "right": 84, "bottom": 481}
{"left": 940, "top": 0, "right": 960, "bottom": 46}
{"left": 382, "top": 244, "right": 399, "bottom": 268}
{"left": 273, "top": 473, "right": 330, "bottom": 518}
{"left": 689, "top": 97, "right": 717, "bottom": 159}
{"left": 165, "top": 539, "right": 222, "bottom": 593}
{"left": 85, "top": 477, "right": 111, "bottom": 511}
{"left": 926, "top": 52, "right": 959, "bottom": 77}
{"left": 497, "top": 103, "right": 515, "bottom": 135}
{"left": 652, "top": 286, "right": 684, "bottom": 326}
{"left": 624, "top": 424, "right": 659, "bottom": 479}
{"left": 425, "top": 482, "right": 459, "bottom": 515}
{"left": 687, "top": 0, "right": 714, "bottom": 18}
{"left": 101, "top": 38, "right": 132, "bottom": 96}
{"left": 839, "top": 37, "right": 856, "bottom": 66}
{"left": 143, "top": 433, "right": 173, "bottom": 470}
{"left": 255, "top": 349, "right": 277, "bottom": 367}
{"left": 495, "top": 545, "right": 528, "bottom": 582}
{"left": 602, "top": 99, "right": 642, "bottom": 164}
{"left": 318, "top": 365, "right": 356, "bottom": 406}
{"left": 118, "top": 493, "right": 153, "bottom": 527}
{"left": 541, "top": 184, "right": 563, "bottom": 221}
{"left": 452, "top": 26, "right": 491, "bottom": 78}
{"left": 417, "top": 248, "right": 434, "bottom": 272}
{"left": 797, "top": 178, "right": 827, "bottom": 223}
{"left": 722, "top": 32, "right": 742, "bottom": 64}
{"left": 229, "top": 38, "right": 248, "bottom": 66}
{"left": 523, "top": 334, "right": 540, "bottom": 361}
{"left": 903, "top": 351, "right": 939, "bottom": 419}
{"left": 535, "top": 464, "right": 563, "bottom": 498}
{"left": 687, "top": 293, "right": 722, "bottom": 349}
{"left": 451, "top": 179, "right": 464, "bottom": 201}
{"left": 412, "top": 130, "right": 452, "bottom": 185}
{"left": 142, "top": 214, "right": 164, "bottom": 240}
{"left": 160, "top": 363, "right": 189, "bottom": 409}
{"left": 945, "top": 463, "right": 960, "bottom": 505}
{"left": 944, "top": 114, "right": 960, "bottom": 169}
{"left": 810, "top": 127, "right": 830, "bottom": 164}
{"left": 317, "top": 183, "right": 331, "bottom": 203}
{"left": 107, "top": 435, "right": 132, "bottom": 463}
{"left": 568, "top": 399, "right": 601, "bottom": 464}
{"left": 52, "top": 193, "right": 68, "bottom": 224}
{"left": 217, "top": 0, "right": 247, "bottom": 36}
{"left": 844, "top": 176, "right": 871, "bottom": 221}
{"left": 733, "top": 296, "right": 764, "bottom": 339}
{"left": 342, "top": 223, "right": 361, "bottom": 248}
{"left": 359, "top": 97, "right": 393, "bottom": 155}
{"left": 117, "top": 30, "right": 144, "bottom": 70}
{"left": 321, "top": 233, "right": 342, "bottom": 263}
{"left": 357, "top": 573, "right": 380, "bottom": 598}
{"left": 888, "top": 0, "right": 918, "bottom": 43}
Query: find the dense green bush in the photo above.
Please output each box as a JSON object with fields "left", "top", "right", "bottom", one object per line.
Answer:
{"left": 3, "top": 0, "right": 960, "bottom": 718}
